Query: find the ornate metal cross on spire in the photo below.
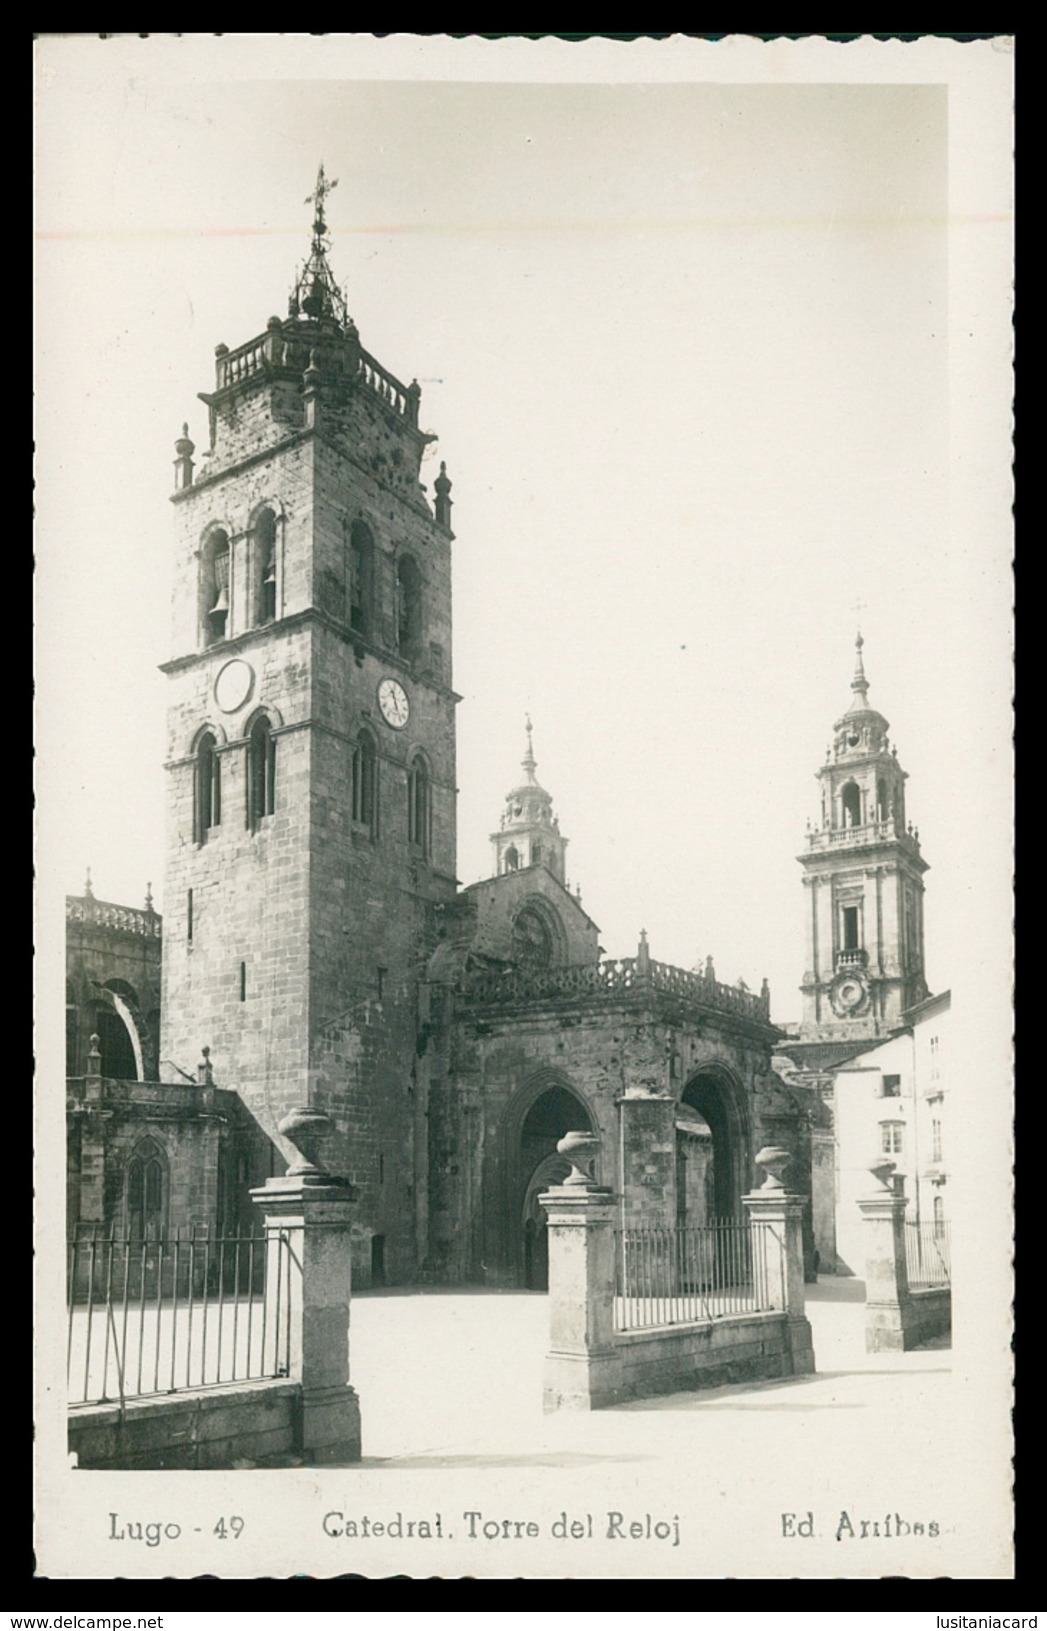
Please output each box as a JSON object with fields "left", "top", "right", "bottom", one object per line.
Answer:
{"left": 306, "top": 163, "right": 338, "bottom": 241}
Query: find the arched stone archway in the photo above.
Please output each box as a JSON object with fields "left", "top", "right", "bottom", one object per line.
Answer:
{"left": 500, "top": 1076, "right": 596, "bottom": 1288}
{"left": 679, "top": 1066, "right": 751, "bottom": 1222}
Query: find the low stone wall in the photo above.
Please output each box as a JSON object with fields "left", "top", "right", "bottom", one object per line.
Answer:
{"left": 906, "top": 1286, "right": 951, "bottom": 1348}
{"left": 615, "top": 1311, "right": 795, "bottom": 1401}
{"left": 69, "top": 1379, "right": 300, "bottom": 1470}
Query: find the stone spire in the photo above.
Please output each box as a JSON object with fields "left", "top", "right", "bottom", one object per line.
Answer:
{"left": 522, "top": 714, "right": 538, "bottom": 784}
{"left": 847, "top": 630, "right": 871, "bottom": 714}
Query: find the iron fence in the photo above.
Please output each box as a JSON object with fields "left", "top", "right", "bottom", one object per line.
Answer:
{"left": 614, "top": 1219, "right": 782, "bottom": 1332}
{"left": 66, "top": 1225, "right": 295, "bottom": 1407}
{"left": 905, "top": 1219, "right": 951, "bottom": 1288}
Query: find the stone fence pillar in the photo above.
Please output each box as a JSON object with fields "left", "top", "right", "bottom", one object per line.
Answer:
{"left": 742, "top": 1146, "right": 816, "bottom": 1376}
{"left": 857, "top": 1160, "right": 914, "bottom": 1352}
{"left": 537, "top": 1130, "right": 622, "bottom": 1411}
{"left": 251, "top": 1108, "right": 361, "bottom": 1463}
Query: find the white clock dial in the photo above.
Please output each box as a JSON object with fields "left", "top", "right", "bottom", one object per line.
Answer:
{"left": 377, "top": 677, "right": 410, "bottom": 729}
{"left": 214, "top": 658, "right": 255, "bottom": 714}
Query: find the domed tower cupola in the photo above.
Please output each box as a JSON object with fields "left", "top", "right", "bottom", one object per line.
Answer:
{"left": 797, "top": 632, "right": 930, "bottom": 1041}
{"left": 832, "top": 632, "right": 891, "bottom": 763}
{"left": 491, "top": 718, "right": 568, "bottom": 883}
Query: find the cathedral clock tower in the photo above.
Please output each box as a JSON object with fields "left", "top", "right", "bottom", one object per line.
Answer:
{"left": 159, "top": 169, "right": 459, "bottom": 1281}
{"left": 798, "top": 635, "right": 929, "bottom": 1041}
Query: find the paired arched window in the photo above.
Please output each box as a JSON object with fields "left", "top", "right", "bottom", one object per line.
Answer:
{"left": 396, "top": 554, "right": 423, "bottom": 658}
{"left": 126, "top": 1138, "right": 166, "bottom": 1239}
{"left": 196, "top": 730, "right": 222, "bottom": 840}
{"left": 247, "top": 715, "right": 276, "bottom": 827}
{"left": 255, "top": 507, "right": 278, "bottom": 626}
{"left": 352, "top": 729, "right": 378, "bottom": 832}
{"left": 407, "top": 754, "right": 431, "bottom": 854}
{"left": 349, "top": 521, "right": 375, "bottom": 636}
{"left": 201, "top": 530, "right": 231, "bottom": 647}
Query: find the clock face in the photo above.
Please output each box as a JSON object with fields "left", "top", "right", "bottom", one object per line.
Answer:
{"left": 214, "top": 658, "right": 255, "bottom": 714}
{"left": 377, "top": 677, "right": 410, "bottom": 729}
{"left": 830, "top": 968, "right": 869, "bottom": 1018}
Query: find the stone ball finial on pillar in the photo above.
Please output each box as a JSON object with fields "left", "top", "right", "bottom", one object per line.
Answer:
{"left": 279, "top": 1106, "right": 336, "bottom": 1180}
{"left": 754, "top": 1146, "right": 792, "bottom": 1190}
{"left": 556, "top": 1129, "right": 601, "bottom": 1187}
{"left": 867, "top": 1157, "right": 897, "bottom": 1192}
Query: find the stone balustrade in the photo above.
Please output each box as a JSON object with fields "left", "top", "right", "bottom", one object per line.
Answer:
{"left": 212, "top": 327, "right": 419, "bottom": 427}
{"left": 805, "top": 820, "right": 920, "bottom": 855}
{"left": 66, "top": 895, "right": 162, "bottom": 939}
{"left": 459, "top": 956, "right": 770, "bottom": 1023}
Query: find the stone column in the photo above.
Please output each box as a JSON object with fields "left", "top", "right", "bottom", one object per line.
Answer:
{"left": 77, "top": 1034, "right": 109, "bottom": 1225}
{"left": 742, "top": 1147, "right": 816, "bottom": 1376}
{"left": 617, "top": 1090, "right": 677, "bottom": 1229}
{"left": 857, "top": 1160, "right": 912, "bottom": 1352}
{"left": 537, "top": 1130, "right": 622, "bottom": 1411}
{"left": 251, "top": 1108, "right": 361, "bottom": 1463}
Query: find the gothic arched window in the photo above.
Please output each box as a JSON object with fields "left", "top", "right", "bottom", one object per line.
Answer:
{"left": 201, "top": 529, "right": 231, "bottom": 647}
{"left": 511, "top": 906, "right": 554, "bottom": 971}
{"left": 407, "top": 753, "right": 431, "bottom": 855}
{"left": 126, "top": 1138, "right": 166, "bottom": 1240}
{"left": 352, "top": 729, "right": 378, "bottom": 832}
{"left": 95, "top": 1003, "right": 137, "bottom": 1081}
{"left": 254, "top": 507, "right": 278, "bottom": 626}
{"left": 349, "top": 521, "right": 375, "bottom": 636}
{"left": 396, "top": 555, "right": 423, "bottom": 658}
{"left": 196, "top": 730, "right": 221, "bottom": 840}
{"left": 247, "top": 715, "right": 276, "bottom": 827}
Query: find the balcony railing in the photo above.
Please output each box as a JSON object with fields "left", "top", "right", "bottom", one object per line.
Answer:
{"left": 804, "top": 821, "right": 920, "bottom": 855}
{"left": 66, "top": 896, "right": 162, "bottom": 939}
{"left": 459, "top": 956, "right": 771, "bottom": 1023}
{"left": 835, "top": 948, "right": 868, "bottom": 970}
{"left": 213, "top": 328, "right": 420, "bottom": 426}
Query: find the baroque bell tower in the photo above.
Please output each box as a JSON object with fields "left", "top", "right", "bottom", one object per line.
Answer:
{"left": 798, "top": 635, "right": 929, "bottom": 1041}
{"left": 160, "top": 168, "right": 459, "bottom": 1282}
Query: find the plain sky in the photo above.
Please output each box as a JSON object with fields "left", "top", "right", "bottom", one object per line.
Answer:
{"left": 35, "top": 37, "right": 1011, "bottom": 1025}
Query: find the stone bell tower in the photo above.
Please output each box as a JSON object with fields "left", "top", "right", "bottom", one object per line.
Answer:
{"left": 797, "top": 634, "right": 929, "bottom": 1041}
{"left": 491, "top": 718, "right": 568, "bottom": 884}
{"left": 160, "top": 166, "right": 460, "bottom": 1282}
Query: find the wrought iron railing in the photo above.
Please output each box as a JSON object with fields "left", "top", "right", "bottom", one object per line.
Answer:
{"left": 614, "top": 1220, "right": 782, "bottom": 1332}
{"left": 66, "top": 1225, "right": 294, "bottom": 1407}
{"left": 905, "top": 1220, "right": 950, "bottom": 1288}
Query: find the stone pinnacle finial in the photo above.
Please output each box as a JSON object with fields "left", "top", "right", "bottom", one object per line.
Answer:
{"left": 84, "top": 868, "right": 94, "bottom": 900}
{"left": 522, "top": 715, "right": 537, "bottom": 783}
{"left": 850, "top": 630, "right": 870, "bottom": 707}
{"left": 145, "top": 882, "right": 154, "bottom": 912}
